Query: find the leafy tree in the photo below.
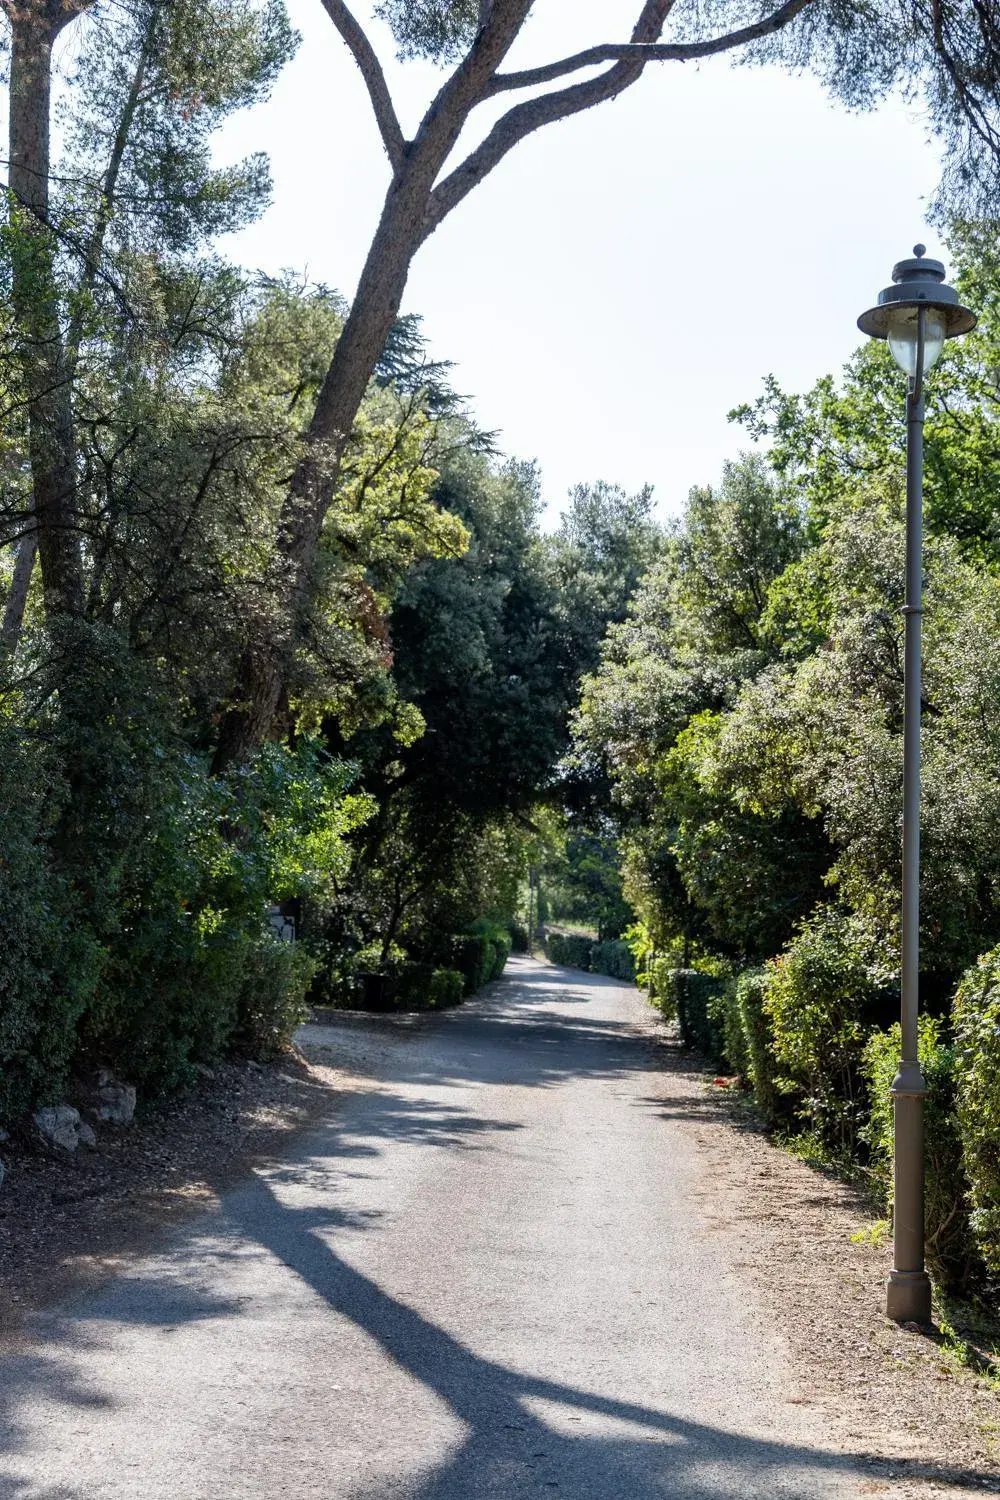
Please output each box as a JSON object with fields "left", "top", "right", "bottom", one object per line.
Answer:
{"left": 573, "top": 455, "right": 813, "bottom": 959}
{"left": 211, "top": 0, "right": 1000, "bottom": 762}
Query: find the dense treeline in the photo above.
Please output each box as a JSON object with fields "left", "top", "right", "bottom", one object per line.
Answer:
{"left": 0, "top": 0, "right": 661, "bottom": 1124}
{"left": 574, "top": 225, "right": 1000, "bottom": 1302}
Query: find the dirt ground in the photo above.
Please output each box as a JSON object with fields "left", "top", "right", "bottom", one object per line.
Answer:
{"left": 2, "top": 997, "right": 999, "bottom": 1497}
{"left": 636, "top": 1023, "right": 1000, "bottom": 1499}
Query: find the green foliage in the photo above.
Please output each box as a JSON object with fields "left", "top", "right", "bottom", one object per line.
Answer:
{"left": 763, "top": 908, "right": 886, "bottom": 1154}
{"left": 863, "top": 1018, "right": 980, "bottom": 1294}
{"left": 589, "top": 940, "right": 636, "bottom": 983}
{"left": 953, "top": 946, "right": 1000, "bottom": 1280}
{"left": 428, "top": 968, "right": 464, "bottom": 1008}
{"left": 547, "top": 933, "right": 595, "bottom": 971}
{"left": 0, "top": 720, "right": 103, "bottom": 1120}
{"left": 735, "top": 969, "right": 783, "bottom": 1128}
{"left": 508, "top": 922, "right": 529, "bottom": 954}
{"left": 453, "top": 922, "right": 511, "bottom": 996}
{"left": 708, "top": 981, "right": 748, "bottom": 1082}
{"left": 663, "top": 970, "right": 727, "bottom": 1063}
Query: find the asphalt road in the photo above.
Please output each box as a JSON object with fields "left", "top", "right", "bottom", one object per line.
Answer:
{"left": 2, "top": 956, "right": 863, "bottom": 1498}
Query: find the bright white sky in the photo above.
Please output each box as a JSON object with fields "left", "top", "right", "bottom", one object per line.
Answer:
{"left": 215, "top": 0, "right": 941, "bottom": 525}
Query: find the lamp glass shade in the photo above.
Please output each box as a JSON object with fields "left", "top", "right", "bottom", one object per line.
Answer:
{"left": 885, "top": 304, "right": 947, "bottom": 377}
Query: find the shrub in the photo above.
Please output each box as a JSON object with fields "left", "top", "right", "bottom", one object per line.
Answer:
{"left": 453, "top": 922, "right": 511, "bottom": 995}
{"left": 709, "top": 980, "right": 748, "bottom": 1081}
{"left": 508, "top": 922, "right": 529, "bottom": 954}
{"left": 547, "top": 932, "right": 595, "bottom": 970}
{"left": 954, "top": 945, "right": 1000, "bottom": 1280}
{"left": 763, "top": 907, "right": 883, "bottom": 1153}
{"left": 589, "top": 939, "right": 636, "bottom": 982}
{"left": 646, "top": 955, "right": 680, "bottom": 1021}
{"left": 234, "top": 937, "right": 318, "bottom": 1056}
{"left": 428, "top": 968, "right": 464, "bottom": 1008}
{"left": 863, "top": 1017, "right": 980, "bottom": 1293}
{"left": 735, "top": 969, "right": 782, "bottom": 1126}
{"left": 662, "top": 969, "right": 727, "bottom": 1063}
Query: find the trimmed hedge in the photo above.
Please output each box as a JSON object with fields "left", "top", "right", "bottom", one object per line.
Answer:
{"left": 546, "top": 932, "right": 636, "bottom": 982}
{"left": 645, "top": 954, "right": 680, "bottom": 1022}
{"left": 657, "top": 969, "right": 727, "bottom": 1062}
{"left": 709, "top": 980, "right": 749, "bottom": 1082}
{"left": 863, "top": 1018, "right": 980, "bottom": 1293}
{"left": 547, "top": 932, "right": 595, "bottom": 970}
{"left": 590, "top": 939, "right": 636, "bottom": 982}
{"left": 954, "top": 945, "right": 1000, "bottom": 1280}
{"left": 454, "top": 930, "right": 511, "bottom": 995}
{"left": 508, "top": 922, "right": 529, "bottom": 954}
{"left": 735, "top": 969, "right": 782, "bottom": 1126}
{"left": 355, "top": 961, "right": 467, "bottom": 1011}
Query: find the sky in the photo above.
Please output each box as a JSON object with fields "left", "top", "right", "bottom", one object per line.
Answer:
{"left": 213, "top": 0, "right": 944, "bottom": 526}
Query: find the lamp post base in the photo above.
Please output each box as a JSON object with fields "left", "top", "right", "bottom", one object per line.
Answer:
{"left": 886, "top": 1269, "right": 932, "bottom": 1324}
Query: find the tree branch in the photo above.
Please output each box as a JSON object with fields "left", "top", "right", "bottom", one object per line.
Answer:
{"left": 425, "top": 0, "right": 813, "bottom": 233}
{"left": 318, "top": 0, "right": 406, "bottom": 171}
{"left": 487, "top": 0, "right": 814, "bottom": 94}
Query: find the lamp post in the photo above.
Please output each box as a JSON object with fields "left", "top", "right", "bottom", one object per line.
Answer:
{"left": 857, "top": 247, "right": 976, "bottom": 1324}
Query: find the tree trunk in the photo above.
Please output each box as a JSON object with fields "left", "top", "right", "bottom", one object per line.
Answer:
{"left": 212, "top": 7, "right": 534, "bottom": 768}
{"left": 1, "top": 499, "right": 37, "bottom": 652}
{"left": 8, "top": 5, "right": 85, "bottom": 620}
{"left": 211, "top": 176, "right": 430, "bottom": 770}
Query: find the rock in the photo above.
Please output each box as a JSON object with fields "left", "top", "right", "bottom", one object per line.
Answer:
{"left": 0, "top": 1127, "right": 8, "bottom": 1143}
{"left": 0, "top": 1159, "right": 5, "bottom": 1191}
{"left": 34, "top": 1104, "right": 93, "bottom": 1153}
{"left": 97, "top": 1078, "right": 136, "bottom": 1126}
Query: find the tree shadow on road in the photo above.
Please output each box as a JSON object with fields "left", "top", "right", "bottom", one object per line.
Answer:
{"left": 3, "top": 961, "right": 995, "bottom": 1497}
{"left": 214, "top": 1168, "right": 976, "bottom": 1500}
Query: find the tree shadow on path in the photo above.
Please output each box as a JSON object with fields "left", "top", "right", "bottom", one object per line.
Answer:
{"left": 223, "top": 1169, "right": 869, "bottom": 1500}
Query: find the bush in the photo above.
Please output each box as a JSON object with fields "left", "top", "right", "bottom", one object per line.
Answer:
{"left": 645, "top": 954, "right": 680, "bottom": 1021}
{"left": 763, "top": 907, "right": 882, "bottom": 1153}
{"left": 589, "top": 939, "right": 636, "bottom": 982}
{"left": 547, "top": 932, "right": 595, "bottom": 970}
{"left": 0, "top": 721, "right": 103, "bottom": 1121}
{"left": 508, "top": 922, "right": 529, "bottom": 954}
{"left": 453, "top": 923, "right": 511, "bottom": 995}
{"left": 864, "top": 1017, "right": 980, "bottom": 1293}
{"left": 235, "top": 938, "right": 318, "bottom": 1056}
{"left": 428, "top": 968, "right": 464, "bottom": 1008}
{"left": 954, "top": 946, "right": 1000, "bottom": 1280}
{"left": 709, "top": 980, "right": 748, "bottom": 1081}
{"left": 660, "top": 969, "right": 727, "bottom": 1063}
{"left": 735, "top": 969, "right": 783, "bottom": 1127}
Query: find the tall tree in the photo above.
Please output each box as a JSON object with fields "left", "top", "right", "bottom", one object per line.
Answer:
{"left": 214, "top": 0, "right": 1000, "bottom": 763}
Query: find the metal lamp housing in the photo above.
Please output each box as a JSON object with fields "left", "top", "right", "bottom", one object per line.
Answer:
{"left": 857, "top": 246, "right": 976, "bottom": 377}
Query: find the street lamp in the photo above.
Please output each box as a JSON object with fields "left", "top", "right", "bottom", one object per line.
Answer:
{"left": 858, "top": 247, "right": 976, "bottom": 1324}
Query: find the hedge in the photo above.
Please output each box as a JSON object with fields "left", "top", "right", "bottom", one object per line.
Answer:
{"left": 953, "top": 945, "right": 1000, "bottom": 1280}
{"left": 590, "top": 940, "right": 636, "bottom": 982}
{"left": 655, "top": 969, "right": 727, "bottom": 1062}
{"left": 863, "top": 1017, "right": 980, "bottom": 1293}
{"left": 547, "top": 932, "right": 595, "bottom": 970}
{"left": 735, "top": 969, "right": 782, "bottom": 1127}
{"left": 454, "top": 929, "right": 511, "bottom": 995}
{"left": 762, "top": 907, "right": 878, "bottom": 1153}
{"left": 546, "top": 933, "right": 635, "bottom": 982}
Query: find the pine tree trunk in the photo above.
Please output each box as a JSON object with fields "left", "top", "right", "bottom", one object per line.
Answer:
{"left": 212, "top": 180, "right": 428, "bottom": 770}
{"left": 8, "top": 5, "right": 84, "bottom": 621}
{"left": 1, "top": 499, "right": 37, "bottom": 652}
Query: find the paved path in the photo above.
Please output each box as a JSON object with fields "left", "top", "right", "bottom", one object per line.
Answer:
{"left": 2, "top": 957, "right": 863, "bottom": 1498}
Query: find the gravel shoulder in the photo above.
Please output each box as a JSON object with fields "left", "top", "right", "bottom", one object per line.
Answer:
{"left": 623, "top": 1000, "right": 1000, "bottom": 1498}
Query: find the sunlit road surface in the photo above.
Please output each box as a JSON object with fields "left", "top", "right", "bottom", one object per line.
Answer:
{"left": 1, "top": 956, "right": 863, "bottom": 1498}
